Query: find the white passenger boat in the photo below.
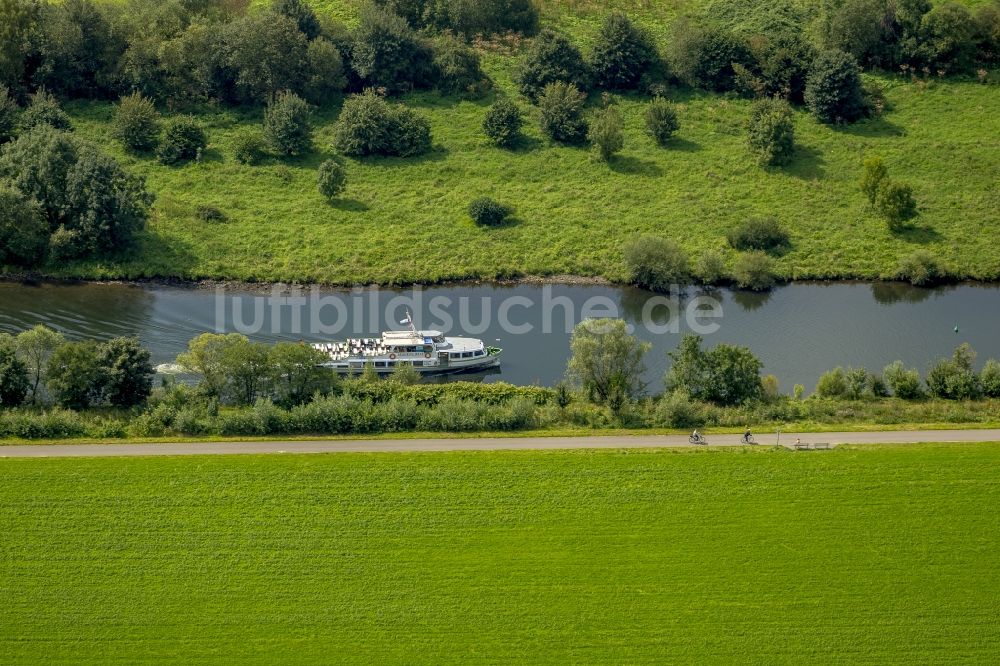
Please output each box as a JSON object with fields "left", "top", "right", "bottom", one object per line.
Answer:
{"left": 313, "top": 312, "right": 501, "bottom": 375}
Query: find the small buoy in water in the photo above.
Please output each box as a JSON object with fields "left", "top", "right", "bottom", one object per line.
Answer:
{"left": 954, "top": 325, "right": 959, "bottom": 333}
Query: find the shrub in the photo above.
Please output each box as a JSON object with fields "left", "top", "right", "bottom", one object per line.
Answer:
{"left": 264, "top": 91, "right": 312, "bottom": 157}
{"left": 0, "top": 184, "right": 48, "bottom": 266}
{"left": 304, "top": 38, "right": 348, "bottom": 104}
{"left": 195, "top": 205, "right": 225, "bottom": 223}
{"left": 0, "top": 337, "right": 29, "bottom": 408}
{"left": 231, "top": 128, "right": 264, "bottom": 165}
{"left": 333, "top": 90, "right": 432, "bottom": 158}
{"left": 665, "top": 334, "right": 763, "bottom": 406}
{"left": 883, "top": 360, "right": 924, "bottom": 399}
{"left": 927, "top": 344, "right": 981, "bottom": 400}
{"left": 19, "top": 89, "right": 71, "bottom": 132}
{"left": 726, "top": 217, "right": 790, "bottom": 252}
{"left": 695, "top": 250, "right": 728, "bottom": 285}
{"left": 747, "top": 97, "right": 795, "bottom": 167}
{"left": 482, "top": 98, "right": 523, "bottom": 149}
{"left": 157, "top": 116, "right": 207, "bottom": 165}
{"left": 0, "top": 86, "right": 19, "bottom": 143}
{"left": 432, "top": 35, "right": 489, "bottom": 97}
{"left": 644, "top": 97, "right": 679, "bottom": 146}
{"left": 844, "top": 366, "right": 870, "bottom": 399}
{"left": 732, "top": 251, "right": 778, "bottom": 291}
{"left": 46, "top": 341, "right": 104, "bottom": 410}
{"left": 589, "top": 12, "right": 657, "bottom": 90}
{"left": 875, "top": 180, "right": 918, "bottom": 231}
{"left": 860, "top": 155, "right": 888, "bottom": 204}
{"left": 915, "top": 2, "right": 978, "bottom": 73}
{"left": 895, "top": 250, "right": 943, "bottom": 286}
{"left": 317, "top": 160, "right": 347, "bottom": 201}
{"left": 654, "top": 390, "right": 705, "bottom": 428}
{"left": 111, "top": 93, "right": 160, "bottom": 153}
{"left": 468, "top": 197, "right": 511, "bottom": 226}
{"left": 514, "top": 29, "right": 590, "bottom": 100}
{"left": 272, "top": 0, "right": 321, "bottom": 40}
{"left": 97, "top": 337, "right": 154, "bottom": 408}
{"left": 588, "top": 104, "right": 624, "bottom": 161}
{"left": 538, "top": 81, "right": 588, "bottom": 144}
{"left": 815, "top": 367, "right": 848, "bottom": 398}
{"left": 669, "top": 21, "right": 753, "bottom": 91}
{"left": 219, "top": 13, "right": 309, "bottom": 104}
{"left": 622, "top": 235, "right": 690, "bottom": 290}
{"left": 805, "top": 49, "right": 867, "bottom": 124}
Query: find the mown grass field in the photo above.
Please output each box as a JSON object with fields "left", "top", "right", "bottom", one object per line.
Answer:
{"left": 2, "top": 443, "right": 1000, "bottom": 663}
{"left": 46, "top": 0, "right": 1000, "bottom": 285}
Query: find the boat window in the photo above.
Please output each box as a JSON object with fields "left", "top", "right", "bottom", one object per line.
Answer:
{"left": 450, "top": 352, "right": 460, "bottom": 359}
{"left": 375, "top": 361, "right": 387, "bottom": 368}
{"left": 413, "top": 361, "right": 424, "bottom": 367}
{"left": 461, "top": 352, "right": 471, "bottom": 358}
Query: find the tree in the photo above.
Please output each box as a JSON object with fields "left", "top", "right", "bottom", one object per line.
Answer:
{"left": 926, "top": 343, "right": 980, "bottom": 400}
{"left": 622, "top": 235, "right": 690, "bottom": 290}
{"left": 0, "top": 334, "right": 29, "bottom": 408}
{"left": 0, "top": 85, "right": 17, "bottom": 143}
{"left": 860, "top": 155, "right": 888, "bottom": 204}
{"left": 565, "top": 318, "right": 650, "bottom": 404}
{"left": 272, "top": 0, "right": 321, "bottom": 40}
{"left": 980, "top": 359, "right": 1000, "bottom": 398}
{"left": 482, "top": 98, "right": 523, "bottom": 149}
{"left": 805, "top": 49, "right": 867, "bottom": 124}
{"left": 269, "top": 341, "right": 332, "bottom": 406}
{"left": 350, "top": 4, "right": 434, "bottom": 93}
{"left": 0, "top": 125, "right": 78, "bottom": 224}
{"left": 644, "top": 97, "right": 679, "bottom": 146}
{"left": 747, "top": 97, "right": 795, "bottom": 167}
{"left": 815, "top": 367, "right": 848, "bottom": 398}
{"left": 388, "top": 360, "right": 420, "bottom": 385}
{"left": 45, "top": 340, "right": 104, "bottom": 409}
{"left": 317, "top": 159, "right": 346, "bottom": 201}
{"left": 432, "top": 34, "right": 489, "bottom": 97}
{"left": 96, "top": 336, "right": 153, "bottom": 408}
{"left": 14, "top": 325, "right": 64, "bottom": 404}
{"left": 818, "top": 0, "right": 928, "bottom": 69}
{"left": 875, "top": 181, "right": 918, "bottom": 231}
{"left": 220, "top": 13, "right": 310, "bottom": 103}
{"left": 914, "top": 2, "right": 977, "bottom": 73}
{"left": 732, "top": 251, "right": 778, "bottom": 291}
{"left": 303, "top": 38, "right": 347, "bottom": 104}
{"left": 31, "top": 0, "right": 118, "bottom": 98}
{"left": 111, "top": 93, "right": 160, "bottom": 153}
{"left": 589, "top": 12, "right": 657, "bottom": 90}
{"left": 513, "top": 29, "right": 590, "bottom": 101}
{"left": 0, "top": 183, "right": 47, "bottom": 266}
{"left": 883, "top": 360, "right": 924, "bottom": 399}
{"left": 333, "top": 89, "right": 431, "bottom": 158}
{"left": 468, "top": 197, "right": 511, "bottom": 226}
{"left": 0, "top": 0, "right": 39, "bottom": 94}
{"left": 664, "top": 334, "right": 763, "bottom": 406}
{"left": 537, "top": 81, "right": 588, "bottom": 144}
{"left": 669, "top": 20, "right": 753, "bottom": 91}
{"left": 588, "top": 104, "right": 624, "bottom": 162}
{"left": 264, "top": 90, "right": 312, "bottom": 157}
{"left": 221, "top": 337, "right": 274, "bottom": 406}
{"left": 177, "top": 333, "right": 244, "bottom": 399}
{"left": 19, "top": 89, "right": 71, "bottom": 132}
{"left": 157, "top": 116, "right": 207, "bottom": 165}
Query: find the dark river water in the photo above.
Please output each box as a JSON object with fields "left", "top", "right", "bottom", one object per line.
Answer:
{"left": 1, "top": 280, "right": 998, "bottom": 393}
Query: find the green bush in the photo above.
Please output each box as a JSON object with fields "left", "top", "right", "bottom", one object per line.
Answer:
{"left": 669, "top": 20, "right": 753, "bottom": 91}
{"left": 980, "top": 359, "right": 1000, "bottom": 398}
{"left": 732, "top": 251, "right": 778, "bottom": 291}
{"left": 875, "top": 180, "right": 918, "bottom": 231}
{"left": 432, "top": 35, "right": 489, "bottom": 97}
{"left": 0, "top": 337, "right": 29, "bottom": 408}
{"left": 926, "top": 343, "right": 980, "bottom": 400}
{"left": 19, "top": 89, "right": 71, "bottom": 133}
{"left": 514, "top": 29, "right": 590, "bottom": 100}
{"left": 264, "top": 91, "right": 312, "bottom": 157}
{"left": 588, "top": 104, "right": 624, "bottom": 161}
{"left": 482, "top": 98, "right": 524, "bottom": 149}
{"left": 654, "top": 390, "right": 705, "bottom": 428}
{"left": 195, "top": 205, "right": 225, "bottom": 223}
{"left": 0, "top": 86, "right": 16, "bottom": 143}
{"left": 0, "top": 184, "right": 48, "bottom": 266}
{"left": 538, "top": 81, "right": 588, "bottom": 144}
{"left": 304, "top": 38, "right": 348, "bottom": 104}
{"left": 111, "top": 93, "right": 160, "bottom": 153}
{"left": 219, "top": 13, "right": 309, "bottom": 104}
{"left": 231, "top": 128, "right": 264, "bottom": 165}
{"left": 589, "top": 12, "right": 657, "bottom": 90}
{"left": 272, "top": 0, "right": 321, "bottom": 40}
{"left": 805, "top": 49, "right": 867, "bottom": 124}
{"left": 622, "top": 235, "right": 690, "bottom": 290}
{"left": 333, "top": 90, "right": 432, "bottom": 158}
{"left": 694, "top": 250, "right": 728, "bottom": 285}
{"left": 157, "top": 116, "right": 207, "bottom": 165}
{"left": 883, "top": 360, "right": 925, "bottom": 399}
{"left": 747, "top": 97, "right": 795, "bottom": 167}
{"left": 860, "top": 155, "right": 888, "bottom": 204}
{"left": 727, "top": 217, "right": 790, "bottom": 252}
{"left": 815, "top": 367, "right": 848, "bottom": 398}
{"left": 350, "top": 4, "right": 435, "bottom": 94}
{"left": 468, "top": 197, "right": 511, "bottom": 226}
{"left": 895, "top": 250, "right": 944, "bottom": 286}
{"left": 664, "top": 334, "right": 763, "bottom": 406}
{"left": 644, "top": 97, "right": 679, "bottom": 146}
{"left": 317, "top": 160, "right": 347, "bottom": 201}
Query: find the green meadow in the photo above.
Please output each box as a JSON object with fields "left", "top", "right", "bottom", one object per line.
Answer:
{"left": 47, "top": 0, "right": 999, "bottom": 285}
{"left": 3, "top": 443, "right": 1000, "bottom": 662}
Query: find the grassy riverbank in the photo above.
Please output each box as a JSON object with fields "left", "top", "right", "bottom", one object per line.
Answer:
{"left": 3, "top": 442, "right": 999, "bottom": 662}
{"left": 15, "top": 0, "right": 994, "bottom": 286}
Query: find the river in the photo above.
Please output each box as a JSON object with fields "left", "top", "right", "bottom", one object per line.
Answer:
{"left": 1, "top": 280, "right": 997, "bottom": 393}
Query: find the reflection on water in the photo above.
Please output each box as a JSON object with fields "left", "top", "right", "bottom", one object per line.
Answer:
{"left": 2, "top": 280, "right": 1000, "bottom": 392}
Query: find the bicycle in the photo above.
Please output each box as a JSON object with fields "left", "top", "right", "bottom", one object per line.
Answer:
{"left": 741, "top": 433, "right": 757, "bottom": 445}
{"left": 689, "top": 433, "right": 707, "bottom": 445}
